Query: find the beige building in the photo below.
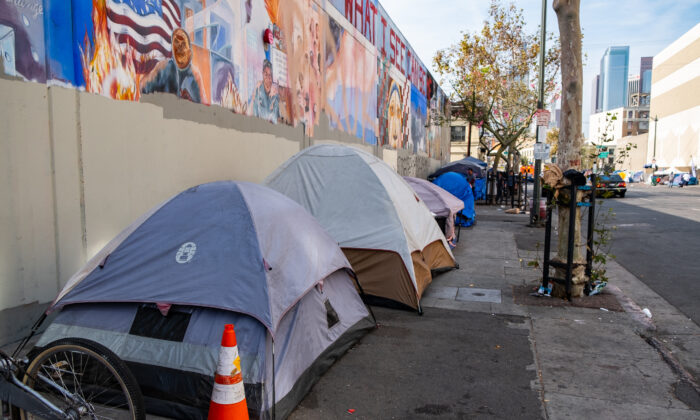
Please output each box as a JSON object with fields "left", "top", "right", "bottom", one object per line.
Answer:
{"left": 647, "top": 22, "right": 700, "bottom": 171}
{"left": 449, "top": 116, "right": 482, "bottom": 162}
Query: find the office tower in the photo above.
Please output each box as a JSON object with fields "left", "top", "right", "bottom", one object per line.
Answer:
{"left": 598, "top": 46, "right": 630, "bottom": 111}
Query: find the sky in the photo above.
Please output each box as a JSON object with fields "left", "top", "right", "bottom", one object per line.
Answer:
{"left": 379, "top": 0, "right": 700, "bottom": 138}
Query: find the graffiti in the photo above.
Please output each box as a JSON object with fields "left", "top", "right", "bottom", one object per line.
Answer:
{"left": 1, "top": 0, "right": 448, "bottom": 157}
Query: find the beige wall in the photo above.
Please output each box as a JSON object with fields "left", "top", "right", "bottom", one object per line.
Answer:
{"left": 618, "top": 133, "right": 649, "bottom": 172}
{"left": 647, "top": 23, "right": 700, "bottom": 170}
{"left": 0, "top": 77, "right": 447, "bottom": 343}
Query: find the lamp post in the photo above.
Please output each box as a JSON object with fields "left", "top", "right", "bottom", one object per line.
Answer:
{"left": 652, "top": 115, "right": 658, "bottom": 159}
{"left": 530, "top": 0, "right": 547, "bottom": 226}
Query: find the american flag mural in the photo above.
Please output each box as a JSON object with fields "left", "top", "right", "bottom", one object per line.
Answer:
{"left": 107, "top": 0, "right": 181, "bottom": 73}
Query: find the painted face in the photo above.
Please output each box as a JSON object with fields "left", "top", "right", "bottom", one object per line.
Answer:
{"left": 388, "top": 85, "right": 402, "bottom": 148}
{"left": 172, "top": 29, "right": 192, "bottom": 70}
{"left": 263, "top": 66, "right": 272, "bottom": 93}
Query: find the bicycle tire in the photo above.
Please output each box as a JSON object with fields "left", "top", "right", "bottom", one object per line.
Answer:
{"left": 20, "top": 338, "right": 145, "bottom": 420}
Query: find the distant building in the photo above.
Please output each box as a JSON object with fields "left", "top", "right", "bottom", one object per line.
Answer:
{"left": 549, "top": 108, "right": 561, "bottom": 129}
{"left": 449, "top": 102, "right": 482, "bottom": 161}
{"left": 598, "top": 46, "right": 630, "bottom": 111}
{"left": 648, "top": 23, "right": 700, "bottom": 171}
{"left": 591, "top": 75, "right": 600, "bottom": 113}
{"left": 588, "top": 106, "right": 649, "bottom": 170}
{"left": 639, "top": 57, "right": 653, "bottom": 99}
{"left": 627, "top": 75, "right": 639, "bottom": 107}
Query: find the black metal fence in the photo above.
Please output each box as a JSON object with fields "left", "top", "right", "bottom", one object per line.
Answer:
{"left": 477, "top": 172, "right": 528, "bottom": 210}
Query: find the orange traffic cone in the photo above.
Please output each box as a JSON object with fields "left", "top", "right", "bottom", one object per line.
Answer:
{"left": 208, "top": 324, "right": 249, "bottom": 419}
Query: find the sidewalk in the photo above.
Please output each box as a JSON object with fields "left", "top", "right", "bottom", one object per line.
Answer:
{"left": 292, "top": 206, "right": 700, "bottom": 419}
{"left": 424, "top": 206, "right": 700, "bottom": 418}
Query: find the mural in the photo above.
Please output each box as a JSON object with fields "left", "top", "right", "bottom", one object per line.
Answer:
{"left": 324, "top": 11, "right": 377, "bottom": 144}
{"left": 409, "top": 83, "right": 426, "bottom": 154}
{"left": 1, "top": 0, "right": 448, "bottom": 155}
{"left": 0, "top": 0, "right": 46, "bottom": 81}
{"left": 378, "top": 58, "right": 408, "bottom": 149}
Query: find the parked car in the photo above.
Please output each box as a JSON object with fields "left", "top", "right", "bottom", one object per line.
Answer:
{"left": 595, "top": 174, "right": 627, "bottom": 197}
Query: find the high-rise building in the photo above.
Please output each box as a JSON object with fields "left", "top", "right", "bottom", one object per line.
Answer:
{"left": 639, "top": 57, "right": 653, "bottom": 105}
{"left": 591, "top": 75, "right": 600, "bottom": 113}
{"left": 628, "top": 75, "right": 639, "bottom": 107}
{"left": 598, "top": 46, "right": 630, "bottom": 111}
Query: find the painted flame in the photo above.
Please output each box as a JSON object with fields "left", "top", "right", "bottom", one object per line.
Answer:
{"left": 265, "top": 0, "right": 280, "bottom": 26}
{"left": 81, "top": 0, "right": 144, "bottom": 101}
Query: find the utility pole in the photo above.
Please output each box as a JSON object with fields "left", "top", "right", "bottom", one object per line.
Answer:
{"left": 530, "top": 0, "right": 547, "bottom": 226}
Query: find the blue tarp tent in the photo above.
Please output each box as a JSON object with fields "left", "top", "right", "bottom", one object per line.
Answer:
{"left": 474, "top": 177, "right": 487, "bottom": 201}
{"left": 434, "top": 172, "right": 475, "bottom": 227}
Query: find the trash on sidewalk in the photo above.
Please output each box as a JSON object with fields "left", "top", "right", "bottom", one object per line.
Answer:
{"left": 588, "top": 280, "right": 608, "bottom": 296}
{"left": 504, "top": 208, "right": 521, "bottom": 214}
{"left": 530, "top": 283, "right": 553, "bottom": 297}
{"left": 347, "top": 409, "right": 356, "bottom": 414}
{"left": 600, "top": 308, "right": 609, "bottom": 312}
{"left": 642, "top": 308, "right": 652, "bottom": 318}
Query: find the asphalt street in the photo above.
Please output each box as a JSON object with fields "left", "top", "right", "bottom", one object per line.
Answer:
{"left": 601, "top": 183, "right": 700, "bottom": 326}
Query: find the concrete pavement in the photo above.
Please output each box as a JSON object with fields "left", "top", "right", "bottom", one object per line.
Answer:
{"left": 292, "top": 205, "right": 700, "bottom": 419}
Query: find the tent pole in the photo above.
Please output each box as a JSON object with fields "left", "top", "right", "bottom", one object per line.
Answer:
{"left": 12, "top": 313, "right": 47, "bottom": 359}
{"left": 271, "top": 338, "right": 276, "bottom": 420}
{"left": 347, "top": 269, "right": 378, "bottom": 326}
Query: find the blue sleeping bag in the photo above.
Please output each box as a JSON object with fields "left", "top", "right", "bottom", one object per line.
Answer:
{"left": 433, "top": 172, "right": 475, "bottom": 227}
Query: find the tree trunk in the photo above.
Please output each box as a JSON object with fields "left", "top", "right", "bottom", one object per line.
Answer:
{"left": 553, "top": 0, "right": 585, "bottom": 297}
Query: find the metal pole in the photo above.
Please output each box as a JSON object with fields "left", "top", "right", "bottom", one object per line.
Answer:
{"left": 585, "top": 175, "right": 596, "bottom": 279}
{"left": 566, "top": 183, "right": 577, "bottom": 301}
{"left": 530, "top": 0, "right": 547, "bottom": 226}
{"left": 542, "top": 189, "right": 552, "bottom": 289}
{"left": 653, "top": 115, "right": 658, "bottom": 158}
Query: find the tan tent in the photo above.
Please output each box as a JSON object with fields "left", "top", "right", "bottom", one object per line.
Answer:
{"left": 265, "top": 145, "right": 456, "bottom": 311}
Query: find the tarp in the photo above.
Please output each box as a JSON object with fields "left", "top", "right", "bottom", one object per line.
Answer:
{"left": 474, "top": 177, "right": 487, "bottom": 201}
{"left": 265, "top": 145, "right": 456, "bottom": 310}
{"left": 429, "top": 157, "right": 487, "bottom": 179}
{"left": 39, "top": 181, "right": 373, "bottom": 419}
{"left": 403, "top": 177, "right": 464, "bottom": 240}
{"left": 433, "top": 172, "right": 475, "bottom": 227}
{"left": 654, "top": 167, "right": 685, "bottom": 175}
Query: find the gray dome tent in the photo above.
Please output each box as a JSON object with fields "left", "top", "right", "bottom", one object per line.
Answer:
{"left": 36, "top": 181, "right": 374, "bottom": 419}
{"left": 265, "top": 145, "right": 456, "bottom": 311}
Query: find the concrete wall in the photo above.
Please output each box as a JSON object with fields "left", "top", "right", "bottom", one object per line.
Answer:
{"left": 0, "top": 77, "right": 447, "bottom": 344}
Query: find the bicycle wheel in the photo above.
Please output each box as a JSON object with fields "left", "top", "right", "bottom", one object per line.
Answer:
{"left": 20, "top": 338, "right": 145, "bottom": 420}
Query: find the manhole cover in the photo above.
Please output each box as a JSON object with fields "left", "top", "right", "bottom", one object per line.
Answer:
{"left": 456, "top": 288, "right": 501, "bottom": 303}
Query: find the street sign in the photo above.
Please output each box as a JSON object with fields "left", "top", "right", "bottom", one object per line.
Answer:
{"left": 536, "top": 109, "right": 551, "bottom": 126}
{"left": 599, "top": 151, "right": 609, "bottom": 158}
{"left": 534, "top": 143, "right": 550, "bottom": 160}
